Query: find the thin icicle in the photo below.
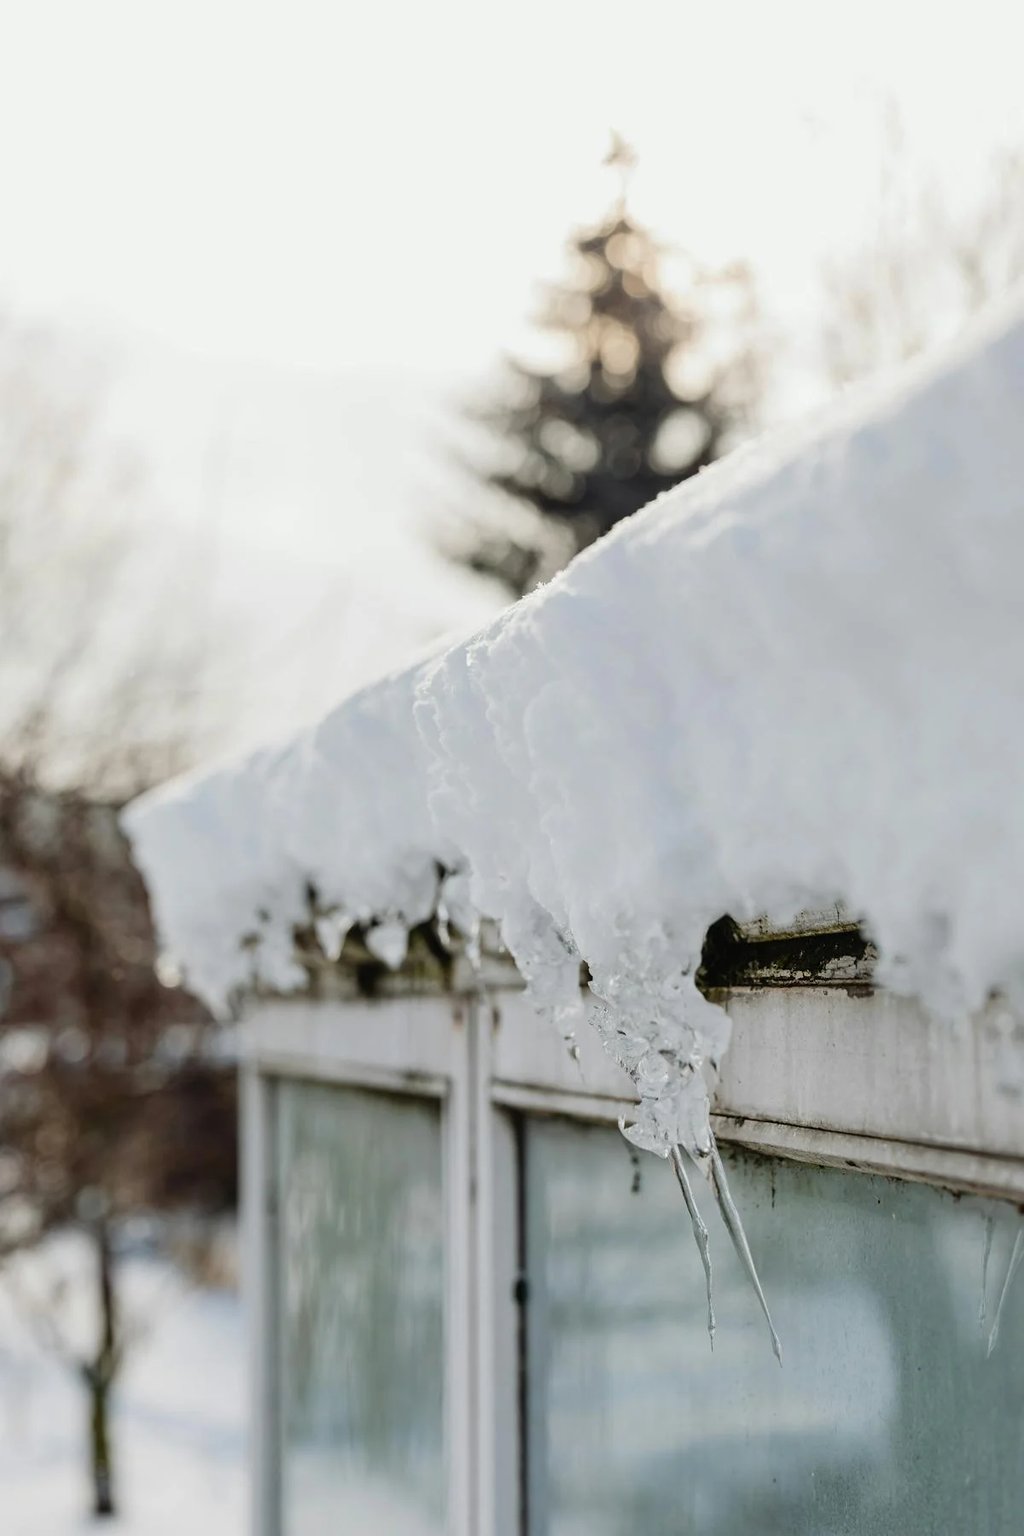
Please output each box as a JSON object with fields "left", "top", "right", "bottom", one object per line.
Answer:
{"left": 979, "top": 1214, "right": 995, "bottom": 1331}
{"left": 465, "top": 917, "right": 482, "bottom": 972}
{"left": 708, "top": 1137, "right": 783, "bottom": 1364}
{"left": 671, "top": 1146, "right": 715, "bottom": 1350}
{"left": 986, "top": 1227, "right": 1024, "bottom": 1358}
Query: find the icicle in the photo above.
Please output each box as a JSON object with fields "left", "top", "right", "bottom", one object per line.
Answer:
{"left": 364, "top": 919, "right": 408, "bottom": 970}
{"left": 986, "top": 1226, "right": 1023, "bottom": 1358}
{"left": 671, "top": 1146, "right": 715, "bottom": 1350}
{"left": 708, "top": 1137, "right": 783, "bottom": 1364}
{"left": 979, "top": 1214, "right": 994, "bottom": 1331}
{"left": 314, "top": 910, "right": 351, "bottom": 963}
{"left": 465, "top": 913, "right": 482, "bottom": 974}
{"left": 437, "top": 870, "right": 476, "bottom": 962}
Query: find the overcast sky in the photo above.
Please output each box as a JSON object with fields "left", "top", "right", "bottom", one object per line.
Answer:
{"left": 1, "top": 0, "right": 1022, "bottom": 744}
{"left": 3, "top": 0, "right": 1022, "bottom": 372}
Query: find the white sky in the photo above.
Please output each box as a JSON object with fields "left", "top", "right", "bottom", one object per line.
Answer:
{"left": 1, "top": 0, "right": 1022, "bottom": 745}
{"left": 2, "top": 0, "right": 1022, "bottom": 373}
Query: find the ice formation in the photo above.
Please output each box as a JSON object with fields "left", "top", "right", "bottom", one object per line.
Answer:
{"left": 127, "top": 294, "right": 1024, "bottom": 1235}
{"left": 987, "top": 1229, "right": 1024, "bottom": 1357}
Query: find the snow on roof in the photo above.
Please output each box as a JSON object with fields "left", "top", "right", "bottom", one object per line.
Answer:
{"left": 125, "top": 291, "right": 1024, "bottom": 1171}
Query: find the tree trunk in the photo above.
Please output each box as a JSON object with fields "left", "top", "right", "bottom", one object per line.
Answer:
{"left": 86, "top": 1218, "right": 117, "bottom": 1518}
{"left": 89, "top": 1372, "right": 114, "bottom": 1517}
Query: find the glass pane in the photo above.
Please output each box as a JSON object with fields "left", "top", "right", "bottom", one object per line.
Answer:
{"left": 525, "top": 1115, "right": 1024, "bottom": 1536}
{"left": 275, "top": 1080, "right": 445, "bottom": 1535}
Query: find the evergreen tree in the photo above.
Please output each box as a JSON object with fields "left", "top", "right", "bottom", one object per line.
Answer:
{"left": 450, "top": 139, "right": 763, "bottom": 597}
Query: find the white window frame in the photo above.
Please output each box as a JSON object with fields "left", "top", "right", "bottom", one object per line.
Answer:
{"left": 244, "top": 996, "right": 473, "bottom": 1536}
{"left": 242, "top": 979, "right": 1024, "bottom": 1536}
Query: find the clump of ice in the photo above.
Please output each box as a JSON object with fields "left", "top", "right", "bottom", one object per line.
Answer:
{"left": 126, "top": 292, "right": 1024, "bottom": 1173}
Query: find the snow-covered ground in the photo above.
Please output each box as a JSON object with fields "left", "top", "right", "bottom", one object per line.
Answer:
{"left": 0, "top": 1239, "right": 246, "bottom": 1535}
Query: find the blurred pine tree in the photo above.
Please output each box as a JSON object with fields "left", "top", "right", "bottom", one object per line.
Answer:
{"left": 450, "top": 138, "right": 764, "bottom": 597}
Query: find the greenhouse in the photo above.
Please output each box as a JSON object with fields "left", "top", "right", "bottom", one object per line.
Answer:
{"left": 127, "top": 295, "right": 1024, "bottom": 1536}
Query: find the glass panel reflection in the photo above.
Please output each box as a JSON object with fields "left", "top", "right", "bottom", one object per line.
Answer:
{"left": 525, "top": 1116, "right": 1024, "bottom": 1536}
{"left": 275, "top": 1080, "right": 445, "bottom": 1536}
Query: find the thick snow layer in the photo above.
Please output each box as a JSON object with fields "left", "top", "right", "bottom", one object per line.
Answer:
{"left": 127, "top": 294, "right": 1024, "bottom": 1163}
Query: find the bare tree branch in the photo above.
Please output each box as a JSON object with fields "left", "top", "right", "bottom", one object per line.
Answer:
{"left": 822, "top": 112, "right": 1024, "bottom": 388}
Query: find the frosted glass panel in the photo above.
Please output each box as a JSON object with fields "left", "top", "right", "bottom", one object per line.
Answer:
{"left": 275, "top": 1081, "right": 445, "bottom": 1536}
{"left": 525, "top": 1117, "right": 1024, "bottom": 1536}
